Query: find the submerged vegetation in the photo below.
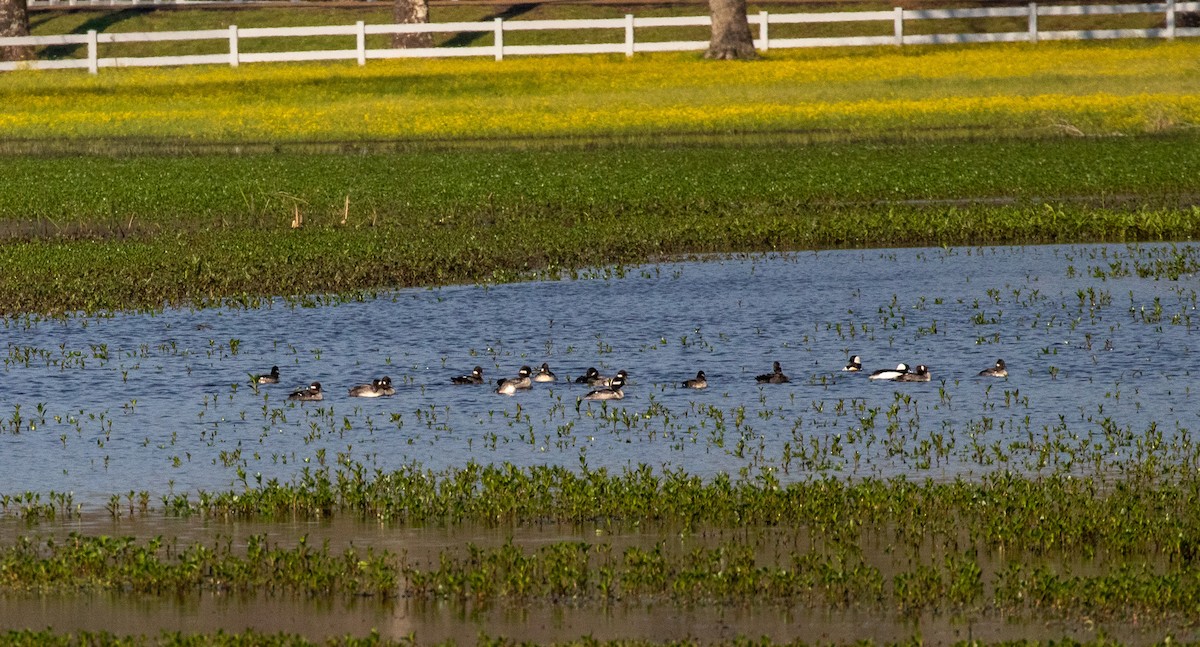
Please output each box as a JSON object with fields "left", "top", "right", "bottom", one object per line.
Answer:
{"left": 4, "top": 464, "right": 1200, "bottom": 622}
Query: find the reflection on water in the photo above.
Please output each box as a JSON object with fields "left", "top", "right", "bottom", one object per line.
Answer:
{"left": 0, "top": 513, "right": 1190, "bottom": 644}
{"left": 0, "top": 592, "right": 1175, "bottom": 644}
{"left": 0, "top": 244, "right": 1197, "bottom": 506}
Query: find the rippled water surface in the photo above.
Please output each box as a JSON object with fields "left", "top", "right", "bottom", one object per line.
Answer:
{"left": 2, "top": 244, "right": 1198, "bottom": 507}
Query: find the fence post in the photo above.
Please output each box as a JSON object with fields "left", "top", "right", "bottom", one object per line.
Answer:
{"left": 1028, "top": 2, "right": 1038, "bottom": 42}
{"left": 356, "top": 20, "right": 366, "bottom": 65}
{"left": 893, "top": 7, "right": 904, "bottom": 46}
{"left": 1166, "top": 0, "right": 1176, "bottom": 39}
{"left": 494, "top": 17, "right": 503, "bottom": 61}
{"left": 625, "top": 14, "right": 634, "bottom": 57}
{"left": 759, "top": 10, "right": 769, "bottom": 51}
{"left": 87, "top": 29, "right": 98, "bottom": 74}
{"left": 229, "top": 25, "right": 239, "bottom": 67}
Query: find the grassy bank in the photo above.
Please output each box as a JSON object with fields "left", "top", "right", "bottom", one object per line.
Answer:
{"left": 1, "top": 136, "right": 1198, "bottom": 314}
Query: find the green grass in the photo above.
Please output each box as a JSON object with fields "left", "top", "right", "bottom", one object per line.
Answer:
{"left": 0, "top": 136, "right": 1197, "bottom": 314}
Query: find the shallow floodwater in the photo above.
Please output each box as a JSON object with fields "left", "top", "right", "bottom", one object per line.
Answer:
{"left": 2, "top": 243, "right": 1200, "bottom": 642}
{"left": 1, "top": 244, "right": 1198, "bottom": 507}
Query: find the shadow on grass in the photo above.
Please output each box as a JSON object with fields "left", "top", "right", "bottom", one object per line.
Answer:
{"left": 442, "top": 3, "right": 538, "bottom": 47}
{"left": 41, "top": 8, "right": 154, "bottom": 59}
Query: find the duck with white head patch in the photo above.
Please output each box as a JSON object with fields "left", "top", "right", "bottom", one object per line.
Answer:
{"left": 893, "top": 365, "right": 931, "bottom": 382}
{"left": 495, "top": 366, "right": 533, "bottom": 395}
{"left": 583, "top": 372, "right": 626, "bottom": 401}
{"left": 451, "top": 366, "right": 485, "bottom": 385}
{"left": 288, "top": 382, "right": 323, "bottom": 401}
{"left": 533, "top": 363, "right": 557, "bottom": 383}
{"left": 869, "top": 363, "right": 909, "bottom": 380}
{"left": 978, "top": 359, "right": 1008, "bottom": 378}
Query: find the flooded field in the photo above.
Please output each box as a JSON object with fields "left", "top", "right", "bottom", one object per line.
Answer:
{"left": 2, "top": 243, "right": 1199, "bottom": 643}
{"left": 2, "top": 244, "right": 1197, "bottom": 501}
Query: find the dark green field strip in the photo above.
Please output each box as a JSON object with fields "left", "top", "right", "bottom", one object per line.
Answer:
{"left": 0, "top": 201, "right": 1196, "bottom": 315}
{"left": 3, "top": 137, "right": 1197, "bottom": 230}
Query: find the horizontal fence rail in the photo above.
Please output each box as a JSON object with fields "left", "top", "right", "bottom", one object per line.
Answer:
{"left": 2, "top": 1, "right": 1199, "bottom": 72}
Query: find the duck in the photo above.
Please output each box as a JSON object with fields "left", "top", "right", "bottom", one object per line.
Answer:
{"left": 349, "top": 378, "right": 385, "bottom": 398}
{"left": 495, "top": 366, "right": 533, "bottom": 395}
{"left": 583, "top": 372, "right": 626, "bottom": 400}
{"left": 377, "top": 376, "right": 396, "bottom": 396}
{"left": 349, "top": 377, "right": 395, "bottom": 398}
{"left": 842, "top": 355, "right": 862, "bottom": 372}
{"left": 254, "top": 366, "right": 280, "bottom": 384}
{"left": 533, "top": 362, "right": 557, "bottom": 383}
{"left": 755, "top": 361, "right": 789, "bottom": 384}
{"left": 574, "top": 367, "right": 601, "bottom": 385}
{"left": 683, "top": 370, "right": 708, "bottom": 389}
{"left": 451, "top": 366, "right": 485, "bottom": 385}
{"left": 288, "top": 382, "right": 323, "bottom": 401}
{"left": 893, "top": 365, "right": 931, "bottom": 382}
{"left": 978, "top": 359, "right": 1008, "bottom": 378}
{"left": 868, "top": 363, "right": 909, "bottom": 380}
{"left": 597, "top": 369, "right": 628, "bottom": 388}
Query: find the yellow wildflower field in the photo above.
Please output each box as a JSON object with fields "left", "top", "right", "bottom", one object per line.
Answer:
{"left": 1, "top": 40, "right": 1197, "bottom": 141}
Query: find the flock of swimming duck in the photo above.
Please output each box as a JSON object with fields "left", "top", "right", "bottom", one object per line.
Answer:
{"left": 254, "top": 357, "right": 1009, "bottom": 403}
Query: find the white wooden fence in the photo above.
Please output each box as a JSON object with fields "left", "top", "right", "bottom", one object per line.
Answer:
{"left": 2, "top": 1, "right": 1198, "bottom": 73}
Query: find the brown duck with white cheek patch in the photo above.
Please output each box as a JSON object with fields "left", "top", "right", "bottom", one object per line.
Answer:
{"left": 584, "top": 372, "right": 626, "bottom": 400}
{"left": 978, "top": 359, "right": 1008, "bottom": 378}
{"left": 495, "top": 366, "right": 533, "bottom": 395}
{"left": 288, "top": 382, "right": 323, "bottom": 401}
{"left": 893, "top": 365, "right": 931, "bottom": 382}
{"left": 452, "top": 366, "right": 485, "bottom": 385}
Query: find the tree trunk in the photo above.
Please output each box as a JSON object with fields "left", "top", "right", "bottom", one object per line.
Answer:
{"left": 392, "top": 0, "right": 433, "bottom": 49}
{"left": 0, "top": 0, "right": 34, "bottom": 63}
{"left": 705, "top": 0, "right": 758, "bottom": 60}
